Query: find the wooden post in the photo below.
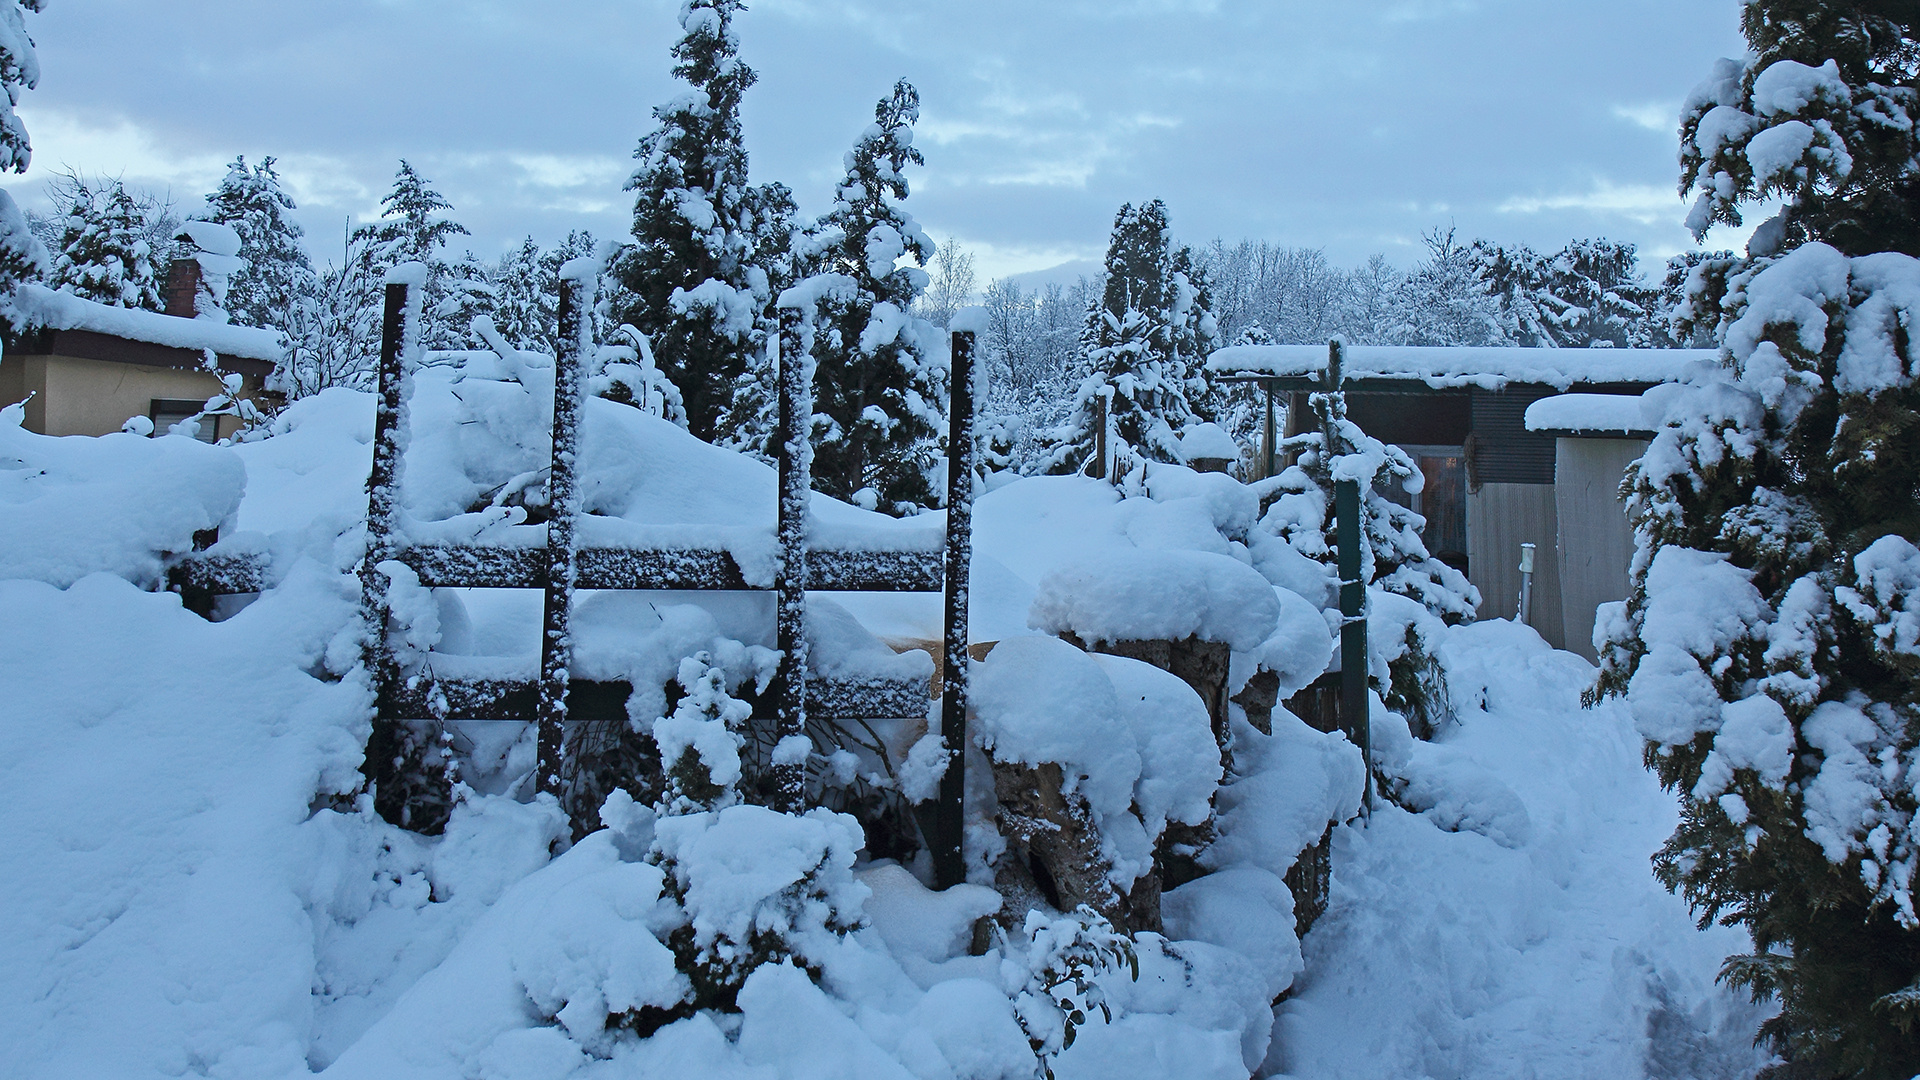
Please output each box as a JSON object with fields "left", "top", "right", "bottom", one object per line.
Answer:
{"left": 1261, "top": 381, "right": 1276, "bottom": 480}
{"left": 1330, "top": 340, "right": 1371, "bottom": 815}
{"left": 773, "top": 306, "right": 812, "bottom": 813}
{"left": 360, "top": 281, "right": 412, "bottom": 682}
{"left": 930, "top": 328, "right": 976, "bottom": 890}
{"left": 535, "top": 271, "right": 590, "bottom": 796}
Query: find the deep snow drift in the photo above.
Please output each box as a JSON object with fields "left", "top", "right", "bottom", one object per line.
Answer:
{"left": 0, "top": 382, "right": 1767, "bottom": 1079}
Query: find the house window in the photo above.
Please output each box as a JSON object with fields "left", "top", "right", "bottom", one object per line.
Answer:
{"left": 1389, "top": 443, "right": 1469, "bottom": 574}
{"left": 150, "top": 399, "right": 217, "bottom": 444}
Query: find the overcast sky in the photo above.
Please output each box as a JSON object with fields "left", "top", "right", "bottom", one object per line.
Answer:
{"left": 14, "top": 0, "right": 1753, "bottom": 283}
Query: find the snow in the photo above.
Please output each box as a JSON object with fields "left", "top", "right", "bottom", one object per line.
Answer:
{"left": 1272, "top": 620, "right": 1771, "bottom": 1079}
{"left": 1205, "top": 343, "right": 1714, "bottom": 391}
{"left": 0, "top": 403, "right": 246, "bottom": 588}
{"left": 179, "top": 218, "right": 242, "bottom": 257}
{"left": 1029, "top": 548, "right": 1281, "bottom": 650}
{"left": 1626, "top": 546, "right": 1770, "bottom": 746}
{"left": 0, "top": 346, "right": 1777, "bottom": 1078}
{"left": 1523, "top": 391, "right": 1656, "bottom": 435}
{"left": 1750, "top": 58, "right": 1849, "bottom": 118}
{"left": 9, "top": 282, "right": 286, "bottom": 362}
{"left": 1177, "top": 421, "right": 1239, "bottom": 462}
{"left": 947, "top": 304, "right": 989, "bottom": 335}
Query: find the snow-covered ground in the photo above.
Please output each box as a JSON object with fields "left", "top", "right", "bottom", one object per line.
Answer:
{"left": 0, "top": 382, "right": 1771, "bottom": 1079}
{"left": 1274, "top": 621, "right": 1772, "bottom": 1080}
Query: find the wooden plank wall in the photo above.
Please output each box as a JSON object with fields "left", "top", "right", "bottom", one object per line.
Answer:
{"left": 1468, "top": 482, "right": 1564, "bottom": 649}
{"left": 1553, "top": 437, "right": 1646, "bottom": 662}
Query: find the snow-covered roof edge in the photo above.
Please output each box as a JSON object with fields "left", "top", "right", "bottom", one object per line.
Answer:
{"left": 1523, "top": 392, "right": 1658, "bottom": 436}
{"left": 9, "top": 284, "right": 285, "bottom": 363}
{"left": 1205, "top": 343, "right": 1718, "bottom": 391}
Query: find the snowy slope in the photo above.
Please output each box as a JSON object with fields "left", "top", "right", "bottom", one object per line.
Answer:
{"left": 1271, "top": 621, "right": 1771, "bottom": 1079}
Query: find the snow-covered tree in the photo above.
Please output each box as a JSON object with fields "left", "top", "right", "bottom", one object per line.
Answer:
{"left": 1471, "top": 238, "right": 1660, "bottom": 348}
{"left": 49, "top": 179, "right": 162, "bottom": 310}
{"left": 198, "top": 156, "right": 312, "bottom": 330}
{"left": 916, "top": 237, "right": 974, "bottom": 328}
{"left": 1040, "top": 200, "right": 1202, "bottom": 481}
{"left": 0, "top": 0, "right": 45, "bottom": 310}
{"left": 1256, "top": 373, "right": 1479, "bottom": 735}
{"left": 277, "top": 227, "right": 382, "bottom": 398}
{"left": 1388, "top": 227, "right": 1497, "bottom": 347}
{"left": 1679, "top": 2, "right": 1919, "bottom": 258}
{"left": 490, "top": 236, "right": 550, "bottom": 352}
{"left": 791, "top": 79, "right": 945, "bottom": 514}
{"left": 1596, "top": 10, "right": 1920, "bottom": 1072}
{"left": 353, "top": 161, "right": 470, "bottom": 345}
{"left": 613, "top": 0, "right": 795, "bottom": 441}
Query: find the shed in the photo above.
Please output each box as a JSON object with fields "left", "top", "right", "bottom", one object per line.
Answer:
{"left": 1205, "top": 343, "right": 1715, "bottom": 651}
{"left": 1, "top": 278, "right": 284, "bottom": 442}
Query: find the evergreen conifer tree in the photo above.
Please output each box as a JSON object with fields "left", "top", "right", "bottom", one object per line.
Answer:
{"left": 353, "top": 161, "right": 470, "bottom": 344}
{"left": 1596, "top": 8, "right": 1920, "bottom": 1073}
{"left": 0, "top": 0, "right": 45, "bottom": 311}
{"left": 1041, "top": 200, "right": 1199, "bottom": 481}
{"left": 50, "top": 180, "right": 162, "bottom": 310}
{"left": 199, "top": 156, "right": 313, "bottom": 330}
{"left": 490, "top": 236, "right": 550, "bottom": 351}
{"left": 1679, "top": 1, "right": 1919, "bottom": 257}
{"left": 614, "top": 0, "right": 795, "bottom": 441}
{"left": 1390, "top": 227, "right": 1496, "bottom": 346}
{"left": 790, "top": 79, "right": 945, "bottom": 513}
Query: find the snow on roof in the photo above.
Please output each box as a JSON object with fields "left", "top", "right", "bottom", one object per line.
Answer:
{"left": 1524, "top": 393, "right": 1658, "bottom": 436}
{"left": 1205, "top": 344, "right": 1717, "bottom": 391}
{"left": 10, "top": 284, "right": 285, "bottom": 363}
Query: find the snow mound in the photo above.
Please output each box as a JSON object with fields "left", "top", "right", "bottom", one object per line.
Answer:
{"left": 1029, "top": 547, "right": 1280, "bottom": 650}
{"left": 0, "top": 403, "right": 246, "bottom": 588}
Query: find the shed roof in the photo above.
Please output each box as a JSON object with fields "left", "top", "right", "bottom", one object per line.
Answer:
{"left": 1205, "top": 343, "right": 1717, "bottom": 391}
{"left": 1523, "top": 391, "right": 1659, "bottom": 438}
{"left": 10, "top": 284, "right": 285, "bottom": 364}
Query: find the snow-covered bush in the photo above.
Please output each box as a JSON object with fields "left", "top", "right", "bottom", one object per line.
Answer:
{"left": 1251, "top": 377, "right": 1478, "bottom": 738}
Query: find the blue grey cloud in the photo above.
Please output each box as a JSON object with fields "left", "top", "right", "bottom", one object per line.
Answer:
{"left": 14, "top": 0, "right": 1747, "bottom": 279}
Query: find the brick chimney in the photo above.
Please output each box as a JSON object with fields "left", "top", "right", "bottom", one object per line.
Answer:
{"left": 164, "top": 258, "right": 202, "bottom": 318}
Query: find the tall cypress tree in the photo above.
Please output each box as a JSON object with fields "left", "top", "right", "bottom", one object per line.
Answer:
{"left": 1598, "top": 5, "right": 1920, "bottom": 1074}
{"left": 1041, "top": 200, "right": 1199, "bottom": 479}
{"left": 199, "top": 156, "right": 313, "bottom": 331}
{"left": 614, "top": 0, "right": 794, "bottom": 441}
{"left": 792, "top": 79, "right": 944, "bottom": 514}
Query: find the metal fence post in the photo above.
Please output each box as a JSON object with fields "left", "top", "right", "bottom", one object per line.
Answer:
{"left": 930, "top": 328, "right": 976, "bottom": 890}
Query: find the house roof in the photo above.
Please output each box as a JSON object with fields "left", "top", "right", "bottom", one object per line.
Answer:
{"left": 1204, "top": 343, "right": 1718, "bottom": 392}
{"left": 10, "top": 284, "right": 285, "bottom": 365}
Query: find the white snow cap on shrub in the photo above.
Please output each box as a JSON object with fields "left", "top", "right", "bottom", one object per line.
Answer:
{"left": 0, "top": 404, "right": 246, "bottom": 588}
{"left": 1627, "top": 546, "right": 1771, "bottom": 746}
{"left": 1029, "top": 547, "right": 1280, "bottom": 650}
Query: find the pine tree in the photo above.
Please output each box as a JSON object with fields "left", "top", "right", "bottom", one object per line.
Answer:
{"left": 199, "top": 156, "right": 313, "bottom": 330}
{"left": 50, "top": 180, "right": 163, "bottom": 310}
{"left": 1041, "top": 200, "right": 1198, "bottom": 481}
{"left": 791, "top": 79, "right": 945, "bottom": 514}
{"left": 1595, "top": 9, "right": 1920, "bottom": 1074}
{"left": 1680, "top": 2, "right": 1919, "bottom": 257}
{"left": 1167, "top": 243, "right": 1220, "bottom": 420}
{"left": 613, "top": 0, "right": 794, "bottom": 442}
{"left": 353, "top": 161, "right": 470, "bottom": 345}
{"left": 1472, "top": 238, "right": 1660, "bottom": 347}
